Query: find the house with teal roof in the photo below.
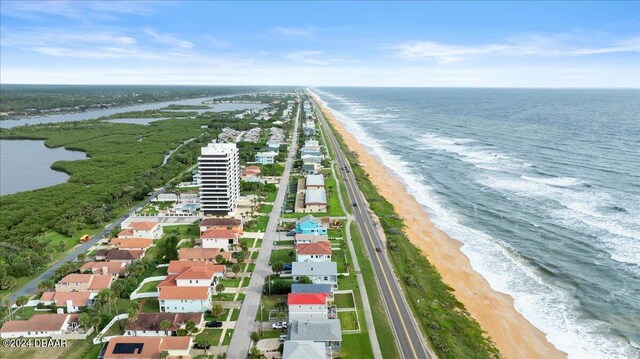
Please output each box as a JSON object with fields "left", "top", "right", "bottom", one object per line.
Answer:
{"left": 295, "top": 215, "right": 328, "bottom": 235}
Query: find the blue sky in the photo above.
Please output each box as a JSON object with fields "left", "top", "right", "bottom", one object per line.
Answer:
{"left": 1, "top": 1, "right": 638, "bottom": 87}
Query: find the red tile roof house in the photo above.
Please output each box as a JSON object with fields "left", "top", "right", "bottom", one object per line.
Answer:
{"left": 295, "top": 241, "right": 332, "bottom": 263}
{"left": 39, "top": 291, "right": 96, "bottom": 313}
{"left": 288, "top": 293, "right": 329, "bottom": 321}
{"left": 104, "top": 249, "right": 145, "bottom": 264}
{"left": 157, "top": 285, "right": 212, "bottom": 313}
{"left": 119, "top": 221, "right": 163, "bottom": 239}
{"left": 178, "top": 248, "right": 232, "bottom": 263}
{"left": 199, "top": 217, "right": 243, "bottom": 235}
{"left": 242, "top": 165, "right": 261, "bottom": 180}
{"left": 80, "top": 261, "right": 127, "bottom": 278}
{"left": 55, "top": 274, "right": 114, "bottom": 293}
{"left": 110, "top": 238, "right": 153, "bottom": 251}
{"left": 167, "top": 260, "right": 226, "bottom": 278}
{"left": 0, "top": 314, "right": 79, "bottom": 339}
{"left": 102, "top": 336, "right": 192, "bottom": 359}
{"left": 124, "top": 312, "right": 203, "bottom": 337}
{"left": 200, "top": 228, "right": 239, "bottom": 252}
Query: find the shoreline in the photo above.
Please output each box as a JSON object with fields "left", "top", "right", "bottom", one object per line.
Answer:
{"left": 311, "top": 93, "right": 567, "bottom": 359}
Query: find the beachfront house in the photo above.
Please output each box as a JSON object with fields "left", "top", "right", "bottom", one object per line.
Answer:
{"left": 292, "top": 262, "right": 338, "bottom": 288}
{"left": 55, "top": 274, "right": 113, "bottom": 293}
{"left": 296, "top": 241, "right": 332, "bottom": 262}
{"left": 296, "top": 215, "right": 328, "bottom": 235}
{"left": 305, "top": 189, "right": 327, "bottom": 213}
{"left": 288, "top": 319, "right": 342, "bottom": 351}
{"left": 200, "top": 217, "right": 243, "bottom": 234}
{"left": 288, "top": 293, "right": 329, "bottom": 321}
{"left": 102, "top": 336, "right": 192, "bottom": 359}
{"left": 201, "top": 228, "right": 239, "bottom": 252}
{"left": 39, "top": 292, "right": 96, "bottom": 313}
{"left": 305, "top": 174, "right": 325, "bottom": 189}
{"left": 119, "top": 221, "right": 163, "bottom": 239}
{"left": 0, "top": 314, "right": 80, "bottom": 339}
{"left": 283, "top": 341, "right": 327, "bottom": 359}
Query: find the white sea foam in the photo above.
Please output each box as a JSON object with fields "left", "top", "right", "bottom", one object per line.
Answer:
{"left": 310, "top": 89, "right": 640, "bottom": 359}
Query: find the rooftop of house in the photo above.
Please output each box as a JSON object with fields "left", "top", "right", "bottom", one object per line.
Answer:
{"left": 129, "top": 221, "right": 159, "bottom": 231}
{"left": 110, "top": 238, "right": 153, "bottom": 249}
{"left": 201, "top": 228, "right": 238, "bottom": 239}
{"left": 289, "top": 319, "right": 342, "bottom": 342}
{"left": 298, "top": 215, "right": 321, "bottom": 225}
{"left": 288, "top": 293, "right": 328, "bottom": 306}
{"left": 158, "top": 286, "right": 209, "bottom": 300}
{"left": 296, "top": 241, "right": 332, "bottom": 255}
{"left": 291, "top": 284, "right": 333, "bottom": 294}
{"left": 40, "top": 291, "right": 94, "bottom": 307}
{"left": 58, "top": 273, "right": 112, "bottom": 291}
{"left": 124, "top": 313, "right": 203, "bottom": 332}
{"left": 0, "top": 314, "right": 78, "bottom": 334}
{"left": 103, "top": 336, "right": 191, "bottom": 359}
{"left": 80, "top": 261, "right": 126, "bottom": 275}
{"left": 292, "top": 262, "right": 337, "bottom": 276}
{"left": 117, "top": 229, "right": 134, "bottom": 237}
{"left": 105, "top": 249, "right": 144, "bottom": 261}
{"left": 305, "top": 189, "right": 327, "bottom": 205}
{"left": 294, "top": 233, "right": 329, "bottom": 241}
{"left": 167, "top": 260, "right": 226, "bottom": 275}
{"left": 200, "top": 217, "right": 242, "bottom": 227}
{"left": 283, "top": 340, "right": 327, "bottom": 359}
{"left": 305, "top": 174, "right": 325, "bottom": 187}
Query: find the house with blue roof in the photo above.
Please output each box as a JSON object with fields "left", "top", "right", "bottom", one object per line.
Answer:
{"left": 295, "top": 215, "right": 328, "bottom": 235}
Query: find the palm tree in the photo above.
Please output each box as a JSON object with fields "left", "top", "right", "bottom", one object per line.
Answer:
{"left": 128, "top": 302, "right": 141, "bottom": 336}
{"left": 91, "top": 315, "right": 101, "bottom": 335}
{"left": 38, "top": 279, "right": 54, "bottom": 293}
{"left": 15, "top": 296, "right": 28, "bottom": 315}
{"left": 160, "top": 319, "right": 172, "bottom": 336}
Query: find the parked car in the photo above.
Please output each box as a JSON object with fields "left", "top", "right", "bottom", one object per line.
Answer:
{"left": 272, "top": 321, "right": 288, "bottom": 329}
{"left": 286, "top": 230, "right": 296, "bottom": 236}
{"left": 205, "top": 321, "right": 223, "bottom": 328}
{"left": 279, "top": 334, "right": 288, "bottom": 342}
{"left": 283, "top": 263, "right": 292, "bottom": 271}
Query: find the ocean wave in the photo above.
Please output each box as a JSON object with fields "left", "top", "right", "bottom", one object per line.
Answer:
{"left": 311, "top": 88, "right": 639, "bottom": 359}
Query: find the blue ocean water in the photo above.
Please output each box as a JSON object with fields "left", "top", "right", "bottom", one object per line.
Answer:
{"left": 312, "top": 88, "right": 640, "bottom": 359}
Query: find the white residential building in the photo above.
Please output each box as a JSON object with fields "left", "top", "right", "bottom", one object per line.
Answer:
{"left": 199, "top": 142, "right": 240, "bottom": 216}
{"left": 255, "top": 151, "right": 277, "bottom": 164}
{"left": 288, "top": 293, "right": 329, "bottom": 321}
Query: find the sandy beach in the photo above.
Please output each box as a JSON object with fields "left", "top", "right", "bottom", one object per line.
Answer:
{"left": 311, "top": 94, "right": 567, "bottom": 359}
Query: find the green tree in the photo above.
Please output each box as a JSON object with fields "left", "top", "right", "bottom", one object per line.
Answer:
{"left": 0, "top": 275, "right": 16, "bottom": 290}
{"left": 232, "top": 263, "right": 242, "bottom": 277}
{"left": 160, "top": 320, "right": 172, "bottom": 336}
{"left": 38, "top": 279, "right": 55, "bottom": 292}
{"left": 185, "top": 320, "right": 197, "bottom": 334}
{"left": 79, "top": 313, "right": 91, "bottom": 329}
{"left": 271, "top": 261, "right": 285, "bottom": 275}
{"left": 215, "top": 254, "right": 225, "bottom": 264}
{"left": 248, "top": 346, "right": 266, "bottom": 359}
{"left": 298, "top": 276, "right": 312, "bottom": 284}
{"left": 215, "top": 283, "right": 225, "bottom": 294}
{"left": 128, "top": 301, "right": 142, "bottom": 336}
{"left": 210, "top": 303, "right": 224, "bottom": 319}
{"left": 15, "top": 295, "right": 29, "bottom": 311}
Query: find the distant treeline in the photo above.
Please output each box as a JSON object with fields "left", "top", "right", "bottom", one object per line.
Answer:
{"left": 0, "top": 85, "right": 260, "bottom": 116}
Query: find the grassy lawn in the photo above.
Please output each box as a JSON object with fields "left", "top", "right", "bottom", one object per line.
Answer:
{"left": 104, "top": 319, "right": 127, "bottom": 337}
{"left": 11, "top": 306, "right": 38, "bottom": 320}
{"left": 211, "top": 293, "right": 236, "bottom": 301}
{"left": 250, "top": 251, "right": 259, "bottom": 260}
{"left": 258, "top": 204, "right": 273, "bottom": 214}
{"left": 205, "top": 308, "right": 230, "bottom": 321}
{"left": 323, "top": 169, "right": 345, "bottom": 216}
{"left": 140, "top": 299, "right": 159, "bottom": 312}
{"left": 341, "top": 332, "right": 375, "bottom": 359}
{"left": 220, "top": 278, "right": 241, "bottom": 288}
{"left": 334, "top": 293, "right": 356, "bottom": 309}
{"left": 139, "top": 280, "right": 161, "bottom": 293}
{"left": 246, "top": 263, "right": 255, "bottom": 272}
{"left": 245, "top": 216, "right": 268, "bottom": 232}
{"left": 328, "top": 228, "right": 342, "bottom": 238}
{"left": 241, "top": 278, "right": 250, "bottom": 288}
{"left": 338, "top": 311, "right": 359, "bottom": 331}
{"left": 151, "top": 266, "right": 168, "bottom": 276}
{"left": 237, "top": 293, "right": 245, "bottom": 302}
{"left": 195, "top": 328, "right": 223, "bottom": 345}
{"left": 222, "top": 329, "right": 234, "bottom": 345}
{"left": 269, "top": 248, "right": 295, "bottom": 265}
{"left": 230, "top": 308, "right": 240, "bottom": 321}
{"left": 254, "top": 238, "right": 263, "bottom": 248}
{"left": 265, "top": 191, "right": 277, "bottom": 202}
{"left": 334, "top": 249, "right": 347, "bottom": 273}
{"left": 334, "top": 163, "right": 352, "bottom": 215}
{"left": 275, "top": 239, "right": 294, "bottom": 246}
{"left": 256, "top": 294, "right": 286, "bottom": 321}
{"left": 256, "top": 329, "right": 282, "bottom": 339}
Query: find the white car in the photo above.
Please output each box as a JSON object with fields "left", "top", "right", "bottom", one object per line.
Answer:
{"left": 272, "top": 321, "right": 288, "bottom": 329}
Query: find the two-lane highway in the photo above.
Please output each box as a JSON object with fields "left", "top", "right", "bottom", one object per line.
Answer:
{"left": 310, "top": 92, "right": 434, "bottom": 359}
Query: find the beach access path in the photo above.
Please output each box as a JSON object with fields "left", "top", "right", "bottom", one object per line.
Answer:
{"left": 226, "top": 102, "right": 301, "bottom": 359}
{"left": 311, "top": 94, "right": 435, "bottom": 359}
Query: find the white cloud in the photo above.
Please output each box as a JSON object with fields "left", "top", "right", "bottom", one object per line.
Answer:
{"left": 143, "top": 28, "right": 194, "bottom": 49}
{"left": 286, "top": 50, "right": 326, "bottom": 65}
{"left": 0, "top": 0, "right": 163, "bottom": 21}
{"left": 270, "top": 26, "right": 313, "bottom": 36}
{"left": 390, "top": 34, "right": 640, "bottom": 63}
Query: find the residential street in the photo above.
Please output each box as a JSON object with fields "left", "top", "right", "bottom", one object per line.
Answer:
{"left": 226, "top": 103, "right": 301, "bottom": 359}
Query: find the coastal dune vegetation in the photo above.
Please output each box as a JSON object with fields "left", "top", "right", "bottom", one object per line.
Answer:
{"left": 324, "top": 114, "right": 501, "bottom": 358}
